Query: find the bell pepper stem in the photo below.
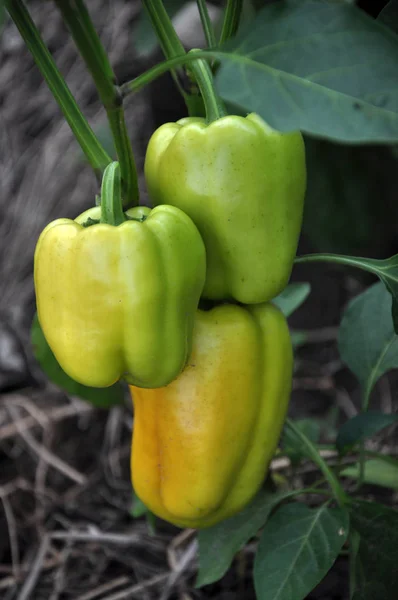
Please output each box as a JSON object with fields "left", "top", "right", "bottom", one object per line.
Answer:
{"left": 100, "top": 162, "right": 126, "bottom": 226}
{"left": 188, "top": 51, "right": 227, "bottom": 122}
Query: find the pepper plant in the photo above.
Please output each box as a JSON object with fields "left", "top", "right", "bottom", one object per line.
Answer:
{"left": 5, "top": 0, "right": 398, "bottom": 598}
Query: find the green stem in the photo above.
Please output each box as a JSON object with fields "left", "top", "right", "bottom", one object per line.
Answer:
{"left": 141, "top": 0, "right": 198, "bottom": 114}
{"left": 295, "top": 252, "right": 380, "bottom": 277}
{"left": 54, "top": 0, "right": 114, "bottom": 107}
{"left": 100, "top": 162, "right": 125, "bottom": 226}
{"left": 196, "top": 0, "right": 217, "bottom": 48}
{"left": 188, "top": 52, "right": 227, "bottom": 122}
{"left": 286, "top": 418, "right": 349, "bottom": 508}
{"left": 364, "top": 450, "right": 398, "bottom": 464}
{"left": 290, "top": 487, "right": 332, "bottom": 497}
{"left": 120, "top": 49, "right": 227, "bottom": 119}
{"left": 142, "top": 0, "right": 185, "bottom": 59}
{"left": 120, "top": 50, "right": 219, "bottom": 97}
{"left": 355, "top": 444, "right": 366, "bottom": 492}
{"left": 54, "top": 0, "right": 139, "bottom": 207}
{"left": 349, "top": 529, "right": 360, "bottom": 600}
{"left": 5, "top": 0, "right": 111, "bottom": 176}
{"left": 219, "top": 0, "right": 243, "bottom": 45}
{"left": 295, "top": 253, "right": 363, "bottom": 267}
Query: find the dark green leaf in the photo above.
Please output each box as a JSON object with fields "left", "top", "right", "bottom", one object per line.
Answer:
{"left": 196, "top": 489, "right": 293, "bottom": 588}
{"left": 282, "top": 419, "right": 321, "bottom": 464}
{"left": 296, "top": 252, "right": 398, "bottom": 333}
{"left": 368, "top": 254, "right": 398, "bottom": 331}
{"left": 130, "top": 493, "right": 149, "bottom": 518}
{"left": 130, "top": 492, "right": 156, "bottom": 533}
{"left": 338, "top": 282, "right": 398, "bottom": 404}
{"left": 254, "top": 503, "right": 349, "bottom": 600}
{"left": 350, "top": 501, "right": 398, "bottom": 600}
{"left": 146, "top": 511, "right": 157, "bottom": 536}
{"left": 303, "top": 139, "right": 398, "bottom": 256}
{"left": 290, "top": 330, "right": 309, "bottom": 348}
{"left": 31, "top": 314, "right": 124, "bottom": 408}
{"left": 378, "top": 0, "right": 398, "bottom": 35}
{"left": 323, "top": 405, "right": 339, "bottom": 441}
{"left": 342, "top": 458, "right": 398, "bottom": 490}
{"left": 0, "top": 2, "right": 5, "bottom": 32}
{"left": 273, "top": 283, "right": 311, "bottom": 318}
{"left": 216, "top": 0, "right": 398, "bottom": 142}
{"left": 336, "top": 411, "right": 398, "bottom": 453}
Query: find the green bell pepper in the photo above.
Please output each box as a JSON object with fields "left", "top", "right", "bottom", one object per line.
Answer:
{"left": 145, "top": 113, "right": 306, "bottom": 304}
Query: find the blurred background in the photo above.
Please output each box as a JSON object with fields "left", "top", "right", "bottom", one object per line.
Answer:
{"left": 0, "top": 0, "right": 396, "bottom": 598}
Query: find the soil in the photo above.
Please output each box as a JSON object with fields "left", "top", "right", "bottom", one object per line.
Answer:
{"left": 0, "top": 2, "right": 396, "bottom": 599}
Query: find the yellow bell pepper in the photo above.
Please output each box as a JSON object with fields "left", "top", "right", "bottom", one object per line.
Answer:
{"left": 129, "top": 302, "right": 293, "bottom": 529}
{"left": 34, "top": 188, "right": 206, "bottom": 389}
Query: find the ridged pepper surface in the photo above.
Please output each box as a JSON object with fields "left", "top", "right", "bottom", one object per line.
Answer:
{"left": 129, "top": 302, "right": 292, "bottom": 529}
{"left": 145, "top": 112, "right": 306, "bottom": 304}
{"left": 34, "top": 205, "right": 206, "bottom": 389}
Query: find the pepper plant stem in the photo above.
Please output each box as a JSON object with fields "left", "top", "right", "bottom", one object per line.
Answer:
{"left": 141, "top": 0, "right": 205, "bottom": 117}
{"left": 120, "top": 50, "right": 219, "bottom": 97}
{"left": 286, "top": 418, "right": 349, "bottom": 508}
{"left": 220, "top": 0, "right": 243, "bottom": 45}
{"left": 196, "top": 0, "right": 217, "bottom": 48}
{"left": 5, "top": 0, "right": 111, "bottom": 176}
{"left": 54, "top": 0, "right": 139, "bottom": 207}
{"left": 124, "top": 47, "right": 226, "bottom": 123}
{"left": 141, "top": 0, "right": 188, "bottom": 100}
{"left": 142, "top": 0, "right": 186, "bottom": 61}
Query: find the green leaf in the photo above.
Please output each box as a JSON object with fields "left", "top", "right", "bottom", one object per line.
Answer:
{"left": 216, "top": 0, "right": 398, "bottom": 143}
{"left": 130, "top": 493, "right": 149, "bottom": 518}
{"left": 146, "top": 511, "right": 157, "bottom": 536}
{"left": 322, "top": 405, "right": 339, "bottom": 441}
{"left": 31, "top": 314, "right": 124, "bottom": 408}
{"left": 272, "top": 283, "right": 311, "bottom": 318}
{"left": 302, "top": 139, "right": 398, "bottom": 255}
{"left": 290, "top": 330, "right": 309, "bottom": 348}
{"left": 0, "top": 2, "right": 6, "bottom": 32}
{"left": 342, "top": 458, "right": 398, "bottom": 490}
{"left": 295, "top": 252, "right": 398, "bottom": 333}
{"left": 282, "top": 419, "right": 321, "bottom": 465}
{"left": 378, "top": 0, "right": 398, "bottom": 35}
{"left": 133, "top": 0, "right": 188, "bottom": 57}
{"left": 254, "top": 503, "right": 349, "bottom": 600}
{"left": 336, "top": 411, "right": 398, "bottom": 453}
{"left": 350, "top": 501, "right": 398, "bottom": 600}
{"left": 367, "top": 254, "right": 398, "bottom": 330}
{"left": 338, "top": 282, "right": 398, "bottom": 407}
{"left": 130, "top": 492, "right": 157, "bottom": 533}
{"left": 196, "top": 489, "right": 293, "bottom": 588}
